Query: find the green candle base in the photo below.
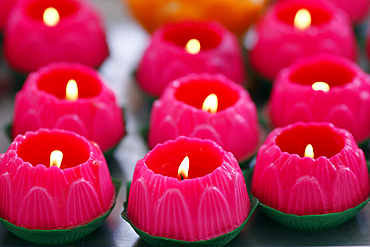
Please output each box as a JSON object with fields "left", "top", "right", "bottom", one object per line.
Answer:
{"left": 0, "top": 178, "right": 121, "bottom": 245}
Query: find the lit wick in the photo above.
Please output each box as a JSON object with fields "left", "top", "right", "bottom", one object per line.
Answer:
{"left": 178, "top": 156, "right": 189, "bottom": 181}
{"left": 50, "top": 150, "right": 63, "bottom": 168}
{"left": 202, "top": 94, "right": 218, "bottom": 113}
{"left": 43, "top": 7, "right": 60, "bottom": 27}
{"left": 304, "top": 144, "right": 314, "bottom": 159}
{"left": 294, "top": 8, "right": 311, "bottom": 30}
{"left": 66, "top": 79, "right": 78, "bottom": 101}
{"left": 185, "top": 39, "right": 201, "bottom": 54}
{"left": 312, "top": 82, "right": 330, "bottom": 92}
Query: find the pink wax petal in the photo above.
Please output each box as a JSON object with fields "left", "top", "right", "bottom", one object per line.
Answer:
{"left": 17, "top": 187, "right": 58, "bottom": 229}
{"left": 283, "top": 103, "right": 313, "bottom": 127}
{"left": 55, "top": 32, "right": 85, "bottom": 64}
{"left": 153, "top": 188, "right": 194, "bottom": 241}
{"left": 198, "top": 187, "right": 233, "bottom": 239}
{"left": 287, "top": 176, "right": 326, "bottom": 215}
{"left": 128, "top": 178, "right": 151, "bottom": 231}
{"left": 54, "top": 115, "right": 89, "bottom": 138}
{"left": 0, "top": 173, "right": 14, "bottom": 223}
{"left": 190, "top": 125, "right": 223, "bottom": 147}
{"left": 226, "top": 113, "right": 259, "bottom": 161}
{"left": 177, "top": 109, "right": 196, "bottom": 136}
{"left": 93, "top": 107, "right": 120, "bottom": 151}
{"left": 66, "top": 180, "right": 104, "bottom": 227}
{"left": 253, "top": 164, "right": 283, "bottom": 211}
{"left": 98, "top": 162, "right": 116, "bottom": 210}
{"left": 14, "top": 110, "right": 42, "bottom": 138}
{"left": 276, "top": 153, "right": 298, "bottom": 189}
{"left": 231, "top": 172, "right": 250, "bottom": 224}
{"left": 332, "top": 168, "right": 363, "bottom": 212}
{"left": 149, "top": 116, "right": 179, "bottom": 148}
{"left": 13, "top": 162, "right": 33, "bottom": 199}
{"left": 326, "top": 105, "right": 357, "bottom": 139}
{"left": 312, "top": 157, "right": 337, "bottom": 192}
{"left": 45, "top": 166, "right": 68, "bottom": 200}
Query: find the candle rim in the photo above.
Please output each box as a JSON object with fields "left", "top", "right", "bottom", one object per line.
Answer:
{"left": 271, "top": 122, "right": 351, "bottom": 161}
{"left": 281, "top": 54, "right": 361, "bottom": 92}
{"left": 267, "top": 0, "right": 344, "bottom": 32}
{"left": 156, "top": 20, "right": 227, "bottom": 54}
{"left": 25, "top": 62, "right": 108, "bottom": 103}
{"left": 143, "top": 136, "right": 232, "bottom": 182}
{"left": 165, "top": 73, "right": 250, "bottom": 115}
{"left": 10, "top": 128, "right": 102, "bottom": 171}
{"left": 21, "top": 0, "right": 83, "bottom": 27}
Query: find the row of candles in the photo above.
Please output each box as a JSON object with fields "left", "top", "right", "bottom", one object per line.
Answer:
{"left": 0, "top": 0, "right": 370, "bottom": 245}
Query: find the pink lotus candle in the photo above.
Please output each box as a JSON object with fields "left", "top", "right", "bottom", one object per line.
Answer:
{"left": 269, "top": 54, "right": 370, "bottom": 143}
{"left": 0, "top": 128, "right": 116, "bottom": 229}
{"left": 4, "top": 0, "right": 109, "bottom": 74}
{"left": 248, "top": 0, "right": 357, "bottom": 81}
{"left": 148, "top": 73, "right": 260, "bottom": 162}
{"left": 128, "top": 137, "right": 250, "bottom": 241}
{"left": 252, "top": 122, "right": 369, "bottom": 215}
{"left": 137, "top": 20, "right": 246, "bottom": 98}
{"left": 0, "top": 0, "right": 17, "bottom": 31}
{"left": 12, "top": 62, "right": 125, "bottom": 153}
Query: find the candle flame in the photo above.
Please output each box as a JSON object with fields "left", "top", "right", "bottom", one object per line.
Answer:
{"left": 66, "top": 79, "right": 78, "bottom": 101}
{"left": 178, "top": 156, "right": 189, "bottom": 180}
{"left": 312, "top": 82, "right": 330, "bottom": 92}
{"left": 185, "top": 39, "right": 201, "bottom": 54}
{"left": 202, "top": 94, "right": 218, "bottom": 113}
{"left": 50, "top": 150, "right": 63, "bottom": 168}
{"left": 304, "top": 144, "right": 314, "bottom": 159}
{"left": 43, "top": 7, "right": 60, "bottom": 27}
{"left": 294, "top": 8, "right": 311, "bottom": 30}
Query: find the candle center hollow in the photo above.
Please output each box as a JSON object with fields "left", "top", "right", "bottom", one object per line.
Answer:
{"left": 277, "top": 4, "right": 332, "bottom": 27}
{"left": 37, "top": 67, "right": 102, "bottom": 99}
{"left": 145, "top": 139, "right": 223, "bottom": 179}
{"left": 163, "top": 23, "right": 222, "bottom": 51}
{"left": 175, "top": 79, "right": 239, "bottom": 112}
{"left": 26, "top": 0, "right": 79, "bottom": 22}
{"left": 289, "top": 60, "right": 355, "bottom": 88}
{"left": 17, "top": 131, "right": 90, "bottom": 169}
{"left": 275, "top": 124, "right": 345, "bottom": 159}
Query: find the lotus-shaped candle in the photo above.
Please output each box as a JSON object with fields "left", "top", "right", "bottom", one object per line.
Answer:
{"left": 4, "top": 0, "right": 109, "bottom": 74}
{"left": 148, "top": 73, "right": 260, "bottom": 162}
{"left": 249, "top": 0, "right": 357, "bottom": 81}
{"left": 137, "top": 21, "right": 246, "bottom": 98}
{"left": 0, "top": 129, "right": 116, "bottom": 243}
{"left": 125, "top": 0, "right": 266, "bottom": 37}
{"left": 127, "top": 137, "right": 251, "bottom": 242}
{"left": 12, "top": 62, "right": 125, "bottom": 153}
{"left": 269, "top": 54, "right": 370, "bottom": 144}
{"left": 252, "top": 122, "right": 369, "bottom": 222}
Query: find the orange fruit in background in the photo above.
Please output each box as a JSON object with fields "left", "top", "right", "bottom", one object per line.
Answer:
{"left": 125, "top": 0, "right": 267, "bottom": 37}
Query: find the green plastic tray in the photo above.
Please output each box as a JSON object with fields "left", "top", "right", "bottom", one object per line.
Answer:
{"left": 245, "top": 162, "right": 370, "bottom": 231}
{"left": 0, "top": 178, "right": 122, "bottom": 245}
{"left": 122, "top": 175, "right": 259, "bottom": 247}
